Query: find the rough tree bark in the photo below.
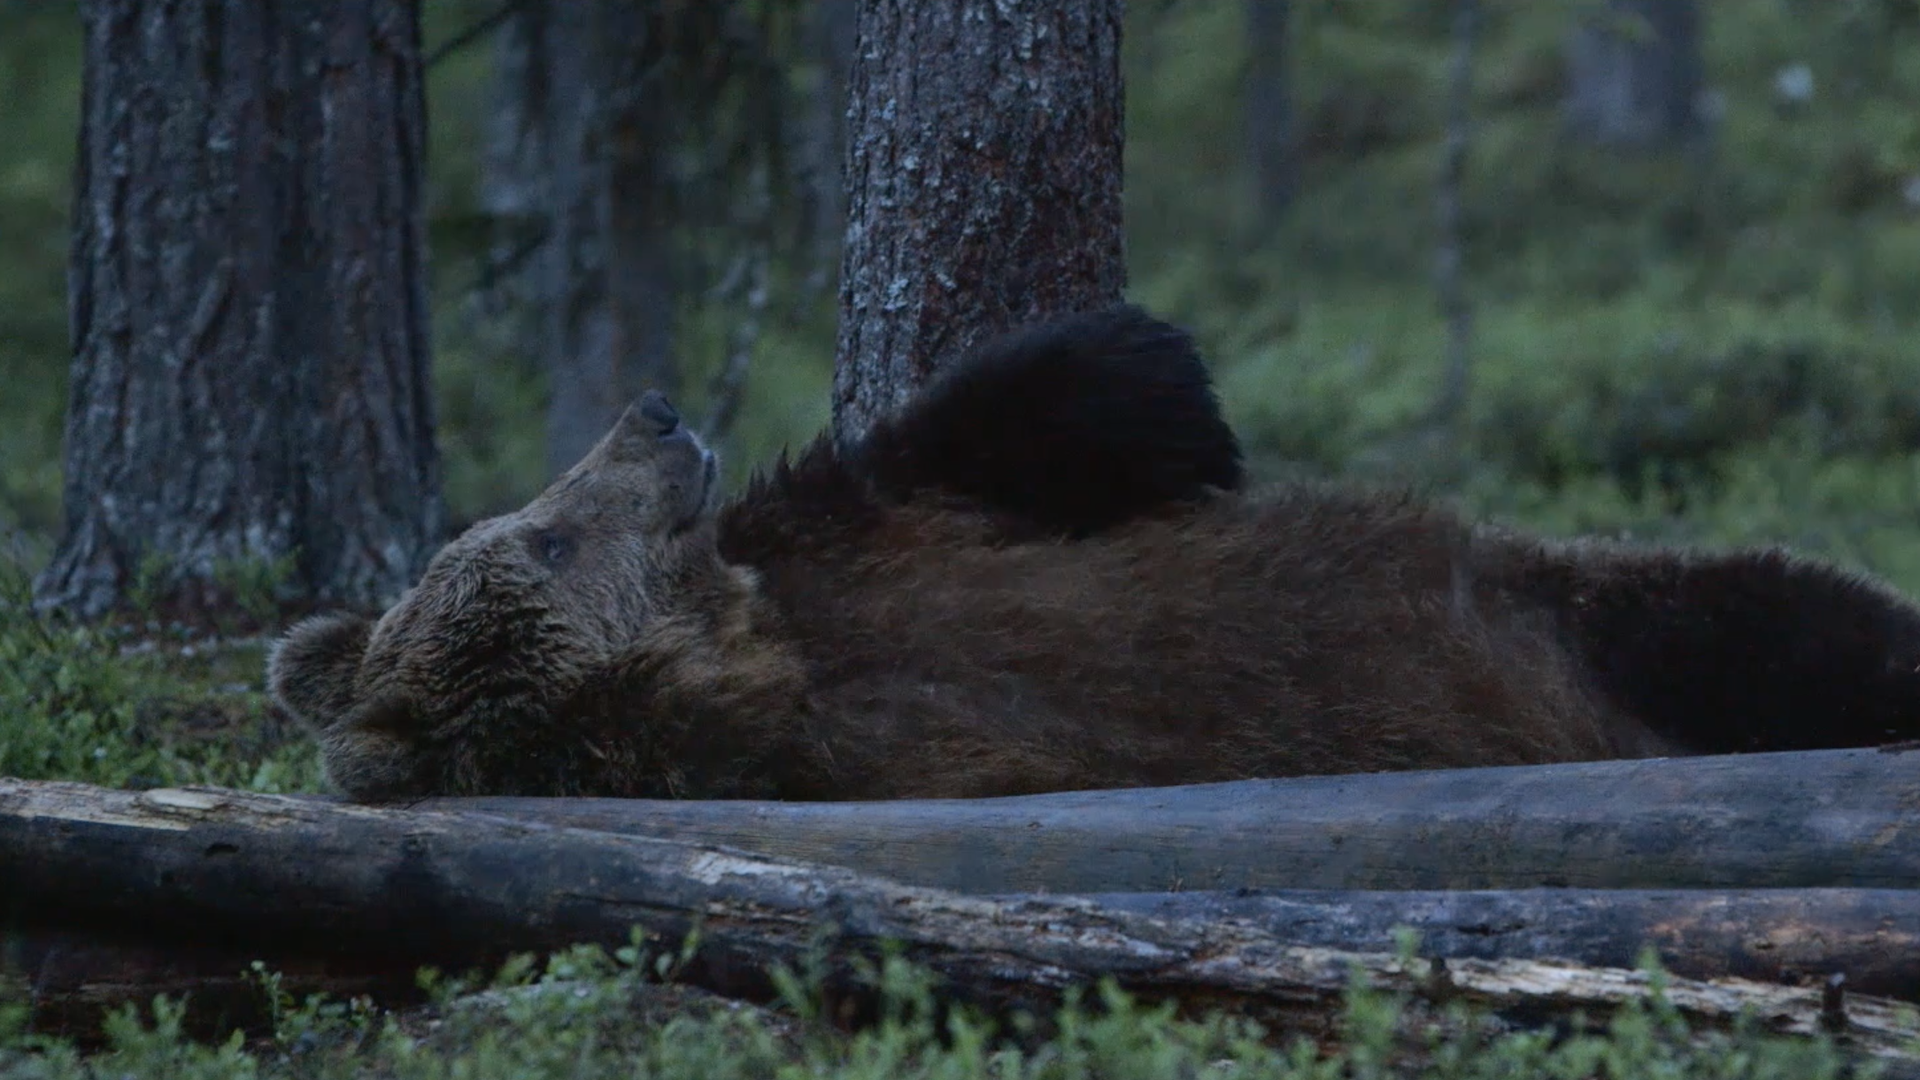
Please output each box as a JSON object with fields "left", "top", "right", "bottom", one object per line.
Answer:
{"left": 1563, "top": 0, "right": 1704, "bottom": 150}
{"left": 1244, "top": 0, "right": 1295, "bottom": 221}
{"left": 484, "top": 0, "right": 680, "bottom": 480}
{"left": 831, "top": 0, "right": 1126, "bottom": 448}
{"left": 36, "top": 0, "right": 442, "bottom": 620}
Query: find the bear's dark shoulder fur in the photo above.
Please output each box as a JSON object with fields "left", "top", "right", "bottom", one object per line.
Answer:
{"left": 721, "top": 304, "right": 1243, "bottom": 568}
{"left": 267, "top": 306, "right": 1920, "bottom": 804}
{"left": 857, "top": 304, "right": 1244, "bottom": 536}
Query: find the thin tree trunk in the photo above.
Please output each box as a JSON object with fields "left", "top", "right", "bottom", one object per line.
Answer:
{"left": 1244, "top": 0, "right": 1295, "bottom": 221}
{"left": 1563, "top": 0, "right": 1704, "bottom": 150}
{"left": 474, "top": 0, "right": 551, "bottom": 326}
{"left": 37, "top": 0, "right": 442, "bottom": 620}
{"left": 1432, "top": 0, "right": 1475, "bottom": 430}
{"left": 831, "top": 0, "right": 1126, "bottom": 449}
{"left": 537, "top": 0, "right": 679, "bottom": 479}
{"left": 796, "top": 0, "right": 856, "bottom": 293}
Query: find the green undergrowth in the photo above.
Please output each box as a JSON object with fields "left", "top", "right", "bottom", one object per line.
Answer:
{"left": 1, "top": 938, "right": 1901, "bottom": 1080}
{"left": 1123, "top": 0, "right": 1920, "bottom": 595}
{"left": 1193, "top": 289, "right": 1920, "bottom": 589}
{"left": 0, "top": 551, "right": 322, "bottom": 794}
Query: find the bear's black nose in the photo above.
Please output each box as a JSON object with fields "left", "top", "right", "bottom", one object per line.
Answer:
{"left": 638, "top": 391, "right": 680, "bottom": 436}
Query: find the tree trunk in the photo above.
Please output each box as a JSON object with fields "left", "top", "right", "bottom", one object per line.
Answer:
{"left": 473, "top": 0, "right": 550, "bottom": 321}
{"left": 831, "top": 0, "right": 1127, "bottom": 448}
{"left": 531, "top": 0, "right": 680, "bottom": 479}
{"left": 1563, "top": 0, "right": 1704, "bottom": 149}
{"left": 1432, "top": 0, "right": 1476, "bottom": 429}
{"left": 7, "top": 777, "right": 1920, "bottom": 1060}
{"left": 37, "top": 0, "right": 442, "bottom": 621}
{"left": 1244, "top": 0, "right": 1295, "bottom": 221}
{"left": 796, "top": 0, "right": 857, "bottom": 288}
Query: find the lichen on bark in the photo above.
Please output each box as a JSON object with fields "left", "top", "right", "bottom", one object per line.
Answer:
{"left": 39, "top": 0, "right": 441, "bottom": 619}
{"left": 831, "top": 0, "right": 1126, "bottom": 449}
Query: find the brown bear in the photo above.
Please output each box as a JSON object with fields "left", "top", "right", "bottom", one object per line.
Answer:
{"left": 268, "top": 305, "right": 1920, "bottom": 802}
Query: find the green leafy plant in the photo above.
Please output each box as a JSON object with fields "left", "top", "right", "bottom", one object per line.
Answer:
{"left": 3, "top": 940, "right": 1903, "bottom": 1080}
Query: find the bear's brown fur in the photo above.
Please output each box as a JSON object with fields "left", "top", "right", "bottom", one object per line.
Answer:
{"left": 268, "top": 307, "right": 1920, "bottom": 802}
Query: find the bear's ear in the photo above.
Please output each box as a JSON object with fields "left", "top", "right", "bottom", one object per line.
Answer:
{"left": 266, "top": 611, "right": 372, "bottom": 732}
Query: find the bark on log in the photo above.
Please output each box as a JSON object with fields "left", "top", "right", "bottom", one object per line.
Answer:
{"left": 4, "top": 777, "right": 1919, "bottom": 1061}
{"left": 413, "top": 747, "right": 1920, "bottom": 893}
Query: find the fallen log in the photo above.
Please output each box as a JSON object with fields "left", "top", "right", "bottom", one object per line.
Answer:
{"left": 4, "top": 777, "right": 1919, "bottom": 1063}
{"left": 400, "top": 746, "right": 1920, "bottom": 892}
{"left": 4, "top": 930, "right": 404, "bottom": 1043}
{"left": 1085, "top": 886, "right": 1920, "bottom": 1000}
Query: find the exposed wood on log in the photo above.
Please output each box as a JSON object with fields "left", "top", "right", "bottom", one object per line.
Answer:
{"left": 4, "top": 776, "right": 1919, "bottom": 1063}
{"left": 407, "top": 747, "right": 1920, "bottom": 893}
{"left": 1087, "top": 887, "right": 1920, "bottom": 1001}
{"left": 15, "top": 886, "right": 1920, "bottom": 1035}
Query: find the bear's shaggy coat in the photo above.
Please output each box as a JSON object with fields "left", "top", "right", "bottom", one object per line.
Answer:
{"left": 268, "top": 307, "right": 1920, "bottom": 802}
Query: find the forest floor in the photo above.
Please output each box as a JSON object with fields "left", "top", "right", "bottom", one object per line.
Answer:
{"left": 2, "top": 564, "right": 1914, "bottom": 1077}
{"left": 6, "top": 895, "right": 1897, "bottom": 1080}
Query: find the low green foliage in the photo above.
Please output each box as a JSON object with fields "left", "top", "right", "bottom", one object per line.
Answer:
{"left": 0, "top": 936, "right": 1898, "bottom": 1079}
{"left": 0, "top": 551, "right": 322, "bottom": 793}
{"left": 1124, "top": 1, "right": 1920, "bottom": 597}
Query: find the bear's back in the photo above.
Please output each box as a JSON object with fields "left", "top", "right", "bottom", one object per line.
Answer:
{"left": 745, "top": 482, "right": 1655, "bottom": 800}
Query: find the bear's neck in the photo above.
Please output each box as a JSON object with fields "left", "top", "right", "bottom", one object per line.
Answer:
{"left": 608, "top": 561, "right": 837, "bottom": 799}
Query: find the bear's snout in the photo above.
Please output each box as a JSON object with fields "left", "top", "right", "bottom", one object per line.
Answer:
{"left": 639, "top": 391, "right": 681, "bottom": 436}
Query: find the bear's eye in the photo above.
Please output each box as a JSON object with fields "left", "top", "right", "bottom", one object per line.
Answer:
{"left": 529, "top": 528, "right": 575, "bottom": 568}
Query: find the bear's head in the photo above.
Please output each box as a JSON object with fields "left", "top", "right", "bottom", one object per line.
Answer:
{"left": 266, "top": 392, "right": 786, "bottom": 800}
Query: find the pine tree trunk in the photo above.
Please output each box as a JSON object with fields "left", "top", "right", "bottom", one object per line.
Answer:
{"left": 1563, "top": 0, "right": 1704, "bottom": 150}
{"left": 38, "top": 0, "right": 442, "bottom": 621}
{"left": 524, "top": 0, "right": 680, "bottom": 480}
{"left": 795, "top": 0, "right": 857, "bottom": 293}
{"left": 831, "top": 0, "right": 1126, "bottom": 448}
{"left": 1245, "top": 0, "right": 1295, "bottom": 221}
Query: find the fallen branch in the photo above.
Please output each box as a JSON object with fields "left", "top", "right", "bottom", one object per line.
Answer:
{"left": 405, "top": 746, "right": 1920, "bottom": 893}
{"left": 3, "top": 777, "right": 1919, "bottom": 1062}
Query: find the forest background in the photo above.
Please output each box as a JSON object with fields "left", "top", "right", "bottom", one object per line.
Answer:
{"left": 5, "top": 2, "right": 1920, "bottom": 585}
{"left": 4, "top": 3, "right": 1920, "bottom": 1074}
